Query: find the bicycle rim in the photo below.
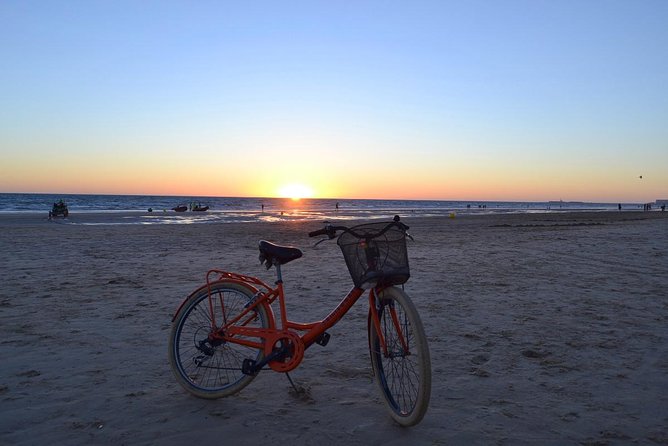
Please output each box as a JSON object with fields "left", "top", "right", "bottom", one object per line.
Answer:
{"left": 169, "top": 282, "right": 268, "bottom": 399}
{"left": 369, "top": 287, "right": 431, "bottom": 426}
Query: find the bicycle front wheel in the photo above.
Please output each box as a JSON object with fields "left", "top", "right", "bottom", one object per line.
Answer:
{"left": 368, "top": 286, "right": 431, "bottom": 426}
{"left": 168, "top": 281, "right": 269, "bottom": 399}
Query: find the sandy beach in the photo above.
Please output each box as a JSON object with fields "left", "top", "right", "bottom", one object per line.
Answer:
{"left": 1, "top": 211, "right": 667, "bottom": 445}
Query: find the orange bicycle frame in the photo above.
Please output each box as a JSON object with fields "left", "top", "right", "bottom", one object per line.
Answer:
{"left": 185, "top": 269, "right": 409, "bottom": 363}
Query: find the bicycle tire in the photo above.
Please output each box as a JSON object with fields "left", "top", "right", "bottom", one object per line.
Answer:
{"left": 168, "top": 281, "right": 269, "bottom": 399}
{"left": 368, "top": 286, "right": 431, "bottom": 426}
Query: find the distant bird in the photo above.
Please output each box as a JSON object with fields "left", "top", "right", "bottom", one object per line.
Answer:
{"left": 639, "top": 175, "right": 643, "bottom": 179}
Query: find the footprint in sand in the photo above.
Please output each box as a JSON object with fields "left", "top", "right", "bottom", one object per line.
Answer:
{"left": 521, "top": 349, "right": 550, "bottom": 359}
{"left": 471, "top": 354, "right": 490, "bottom": 365}
{"left": 470, "top": 368, "right": 490, "bottom": 377}
{"left": 470, "top": 354, "right": 491, "bottom": 377}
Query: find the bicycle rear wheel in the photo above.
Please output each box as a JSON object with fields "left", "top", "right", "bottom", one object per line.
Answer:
{"left": 368, "top": 286, "right": 431, "bottom": 426}
{"left": 168, "top": 281, "right": 269, "bottom": 399}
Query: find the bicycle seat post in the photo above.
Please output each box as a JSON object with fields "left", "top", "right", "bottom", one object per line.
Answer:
{"left": 274, "top": 262, "right": 283, "bottom": 284}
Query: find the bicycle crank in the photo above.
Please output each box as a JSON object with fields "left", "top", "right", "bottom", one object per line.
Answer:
{"left": 240, "top": 343, "right": 291, "bottom": 376}
{"left": 241, "top": 330, "right": 305, "bottom": 375}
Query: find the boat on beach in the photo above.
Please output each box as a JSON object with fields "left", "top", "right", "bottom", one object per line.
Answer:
{"left": 171, "top": 202, "right": 208, "bottom": 212}
{"left": 191, "top": 202, "right": 209, "bottom": 212}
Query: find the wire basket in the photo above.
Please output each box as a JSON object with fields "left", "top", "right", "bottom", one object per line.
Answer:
{"left": 337, "top": 222, "right": 410, "bottom": 288}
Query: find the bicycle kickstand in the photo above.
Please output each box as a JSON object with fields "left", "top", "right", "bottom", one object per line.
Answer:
{"left": 285, "top": 372, "right": 302, "bottom": 395}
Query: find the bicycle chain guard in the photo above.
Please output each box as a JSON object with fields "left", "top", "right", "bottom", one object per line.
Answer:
{"left": 264, "top": 330, "right": 305, "bottom": 372}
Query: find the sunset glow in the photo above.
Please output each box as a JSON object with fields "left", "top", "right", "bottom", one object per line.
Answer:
{"left": 277, "top": 184, "right": 314, "bottom": 201}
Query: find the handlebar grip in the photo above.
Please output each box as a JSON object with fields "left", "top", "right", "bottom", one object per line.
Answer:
{"left": 308, "top": 228, "right": 328, "bottom": 237}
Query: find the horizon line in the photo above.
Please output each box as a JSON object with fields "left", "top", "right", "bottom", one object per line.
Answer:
{"left": 0, "top": 191, "right": 660, "bottom": 205}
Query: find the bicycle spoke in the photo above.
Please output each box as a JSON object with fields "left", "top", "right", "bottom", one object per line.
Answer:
{"left": 169, "top": 282, "right": 269, "bottom": 398}
{"left": 368, "top": 287, "right": 431, "bottom": 426}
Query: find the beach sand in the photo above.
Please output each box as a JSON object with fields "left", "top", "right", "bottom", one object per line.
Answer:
{"left": 1, "top": 211, "right": 667, "bottom": 445}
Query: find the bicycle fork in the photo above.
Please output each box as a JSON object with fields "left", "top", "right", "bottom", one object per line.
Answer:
{"left": 368, "top": 288, "right": 411, "bottom": 357}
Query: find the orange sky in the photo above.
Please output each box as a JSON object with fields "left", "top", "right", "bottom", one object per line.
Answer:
{"left": 1, "top": 150, "right": 662, "bottom": 203}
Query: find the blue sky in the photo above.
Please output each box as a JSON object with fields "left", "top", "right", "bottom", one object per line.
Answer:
{"left": 1, "top": 1, "right": 666, "bottom": 201}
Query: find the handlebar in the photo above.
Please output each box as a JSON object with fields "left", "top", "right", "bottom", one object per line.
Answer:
{"left": 308, "top": 224, "right": 345, "bottom": 239}
{"left": 307, "top": 227, "right": 335, "bottom": 238}
{"left": 308, "top": 215, "right": 410, "bottom": 240}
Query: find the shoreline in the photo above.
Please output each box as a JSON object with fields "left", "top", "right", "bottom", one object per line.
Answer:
{"left": 0, "top": 208, "right": 666, "bottom": 227}
{"left": 2, "top": 193, "right": 661, "bottom": 222}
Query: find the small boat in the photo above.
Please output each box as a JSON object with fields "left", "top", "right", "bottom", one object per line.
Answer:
{"left": 172, "top": 205, "right": 188, "bottom": 212}
{"left": 49, "top": 200, "right": 69, "bottom": 219}
{"left": 192, "top": 202, "right": 209, "bottom": 212}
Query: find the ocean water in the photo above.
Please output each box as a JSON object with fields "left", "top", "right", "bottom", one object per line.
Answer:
{"left": 0, "top": 193, "right": 639, "bottom": 224}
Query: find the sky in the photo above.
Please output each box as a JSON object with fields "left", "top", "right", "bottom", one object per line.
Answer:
{"left": 1, "top": 1, "right": 667, "bottom": 202}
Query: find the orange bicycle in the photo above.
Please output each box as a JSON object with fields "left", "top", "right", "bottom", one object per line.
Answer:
{"left": 168, "top": 216, "right": 431, "bottom": 426}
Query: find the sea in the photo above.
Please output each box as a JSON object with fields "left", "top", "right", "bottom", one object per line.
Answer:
{"left": 0, "top": 193, "right": 645, "bottom": 225}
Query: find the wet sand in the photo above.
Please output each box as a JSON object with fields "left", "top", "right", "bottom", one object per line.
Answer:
{"left": 1, "top": 211, "right": 667, "bottom": 445}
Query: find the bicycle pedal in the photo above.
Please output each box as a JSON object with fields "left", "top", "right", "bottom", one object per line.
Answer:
{"left": 316, "top": 332, "right": 330, "bottom": 347}
{"left": 242, "top": 359, "right": 258, "bottom": 376}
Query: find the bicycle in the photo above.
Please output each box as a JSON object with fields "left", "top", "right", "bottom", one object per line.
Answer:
{"left": 168, "top": 216, "right": 432, "bottom": 426}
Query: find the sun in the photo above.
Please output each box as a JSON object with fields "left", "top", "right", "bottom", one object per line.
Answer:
{"left": 277, "top": 183, "right": 314, "bottom": 201}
